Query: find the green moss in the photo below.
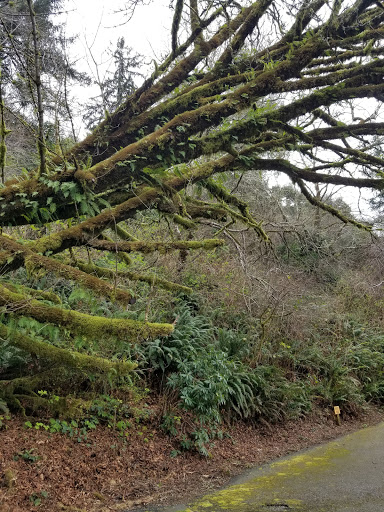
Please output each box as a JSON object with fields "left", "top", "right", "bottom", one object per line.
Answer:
{"left": 0, "top": 283, "right": 173, "bottom": 341}
{"left": 294, "top": 178, "right": 372, "bottom": 231}
{"left": 25, "top": 253, "right": 135, "bottom": 306}
{"left": 25, "top": 187, "right": 160, "bottom": 257}
{"left": 3, "top": 282, "right": 61, "bottom": 304}
{"left": 101, "top": 233, "right": 133, "bottom": 265}
{"left": 88, "top": 238, "right": 225, "bottom": 254}
{"left": 115, "top": 224, "right": 139, "bottom": 241}
{"left": 0, "top": 371, "right": 58, "bottom": 414}
{"left": 174, "top": 442, "right": 350, "bottom": 511}
{"left": 173, "top": 214, "right": 197, "bottom": 229}
{"left": 28, "top": 232, "right": 65, "bottom": 255}
{"left": 75, "top": 261, "right": 192, "bottom": 294}
{"left": 4, "top": 469, "right": 16, "bottom": 489}
{"left": 203, "top": 179, "right": 269, "bottom": 241}
{"left": 0, "top": 322, "right": 136, "bottom": 375}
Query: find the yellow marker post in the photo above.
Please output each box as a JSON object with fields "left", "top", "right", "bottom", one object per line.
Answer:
{"left": 334, "top": 406, "right": 341, "bottom": 425}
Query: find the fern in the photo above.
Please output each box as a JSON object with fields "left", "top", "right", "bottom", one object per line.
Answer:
{"left": 0, "top": 398, "right": 9, "bottom": 414}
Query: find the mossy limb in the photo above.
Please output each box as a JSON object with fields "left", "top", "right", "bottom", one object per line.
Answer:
{"left": 2, "top": 282, "right": 61, "bottom": 304}
{"left": 0, "top": 284, "right": 174, "bottom": 341}
{"left": 0, "top": 322, "right": 136, "bottom": 375}
{"left": 87, "top": 238, "right": 225, "bottom": 253}
{"left": 100, "top": 233, "right": 133, "bottom": 265}
{"left": 203, "top": 179, "right": 269, "bottom": 241}
{"left": 0, "top": 234, "right": 134, "bottom": 306}
{"left": 74, "top": 260, "right": 193, "bottom": 294}
{"left": 115, "top": 224, "right": 139, "bottom": 242}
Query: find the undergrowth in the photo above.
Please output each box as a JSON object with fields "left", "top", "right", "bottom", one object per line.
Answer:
{"left": 127, "top": 304, "right": 384, "bottom": 454}
{"left": 1, "top": 271, "right": 384, "bottom": 456}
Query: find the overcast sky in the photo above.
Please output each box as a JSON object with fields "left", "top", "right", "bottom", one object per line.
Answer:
{"left": 55, "top": 1, "right": 173, "bottom": 138}
{"left": 62, "top": 1, "right": 171, "bottom": 78}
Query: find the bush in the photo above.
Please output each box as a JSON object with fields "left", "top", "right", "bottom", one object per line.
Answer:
{"left": 139, "top": 305, "right": 313, "bottom": 425}
{"left": 272, "top": 323, "right": 384, "bottom": 412}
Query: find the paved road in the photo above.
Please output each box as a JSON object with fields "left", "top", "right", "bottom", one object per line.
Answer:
{"left": 164, "top": 422, "right": 384, "bottom": 512}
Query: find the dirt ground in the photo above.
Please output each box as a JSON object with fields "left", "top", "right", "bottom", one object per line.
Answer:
{"left": 1, "top": 406, "right": 383, "bottom": 512}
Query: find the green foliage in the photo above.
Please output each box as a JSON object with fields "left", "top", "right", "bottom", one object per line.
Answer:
{"left": 145, "top": 302, "right": 384, "bottom": 441}
{"left": 89, "top": 394, "right": 131, "bottom": 426}
{"left": 274, "top": 322, "right": 384, "bottom": 412}
{"left": 14, "top": 448, "right": 40, "bottom": 463}
{"left": 23, "top": 394, "right": 150, "bottom": 442}
{"left": 0, "top": 339, "right": 30, "bottom": 376}
{"left": 29, "top": 490, "right": 48, "bottom": 507}
{"left": 249, "top": 365, "right": 312, "bottom": 421}
{"left": 0, "top": 412, "right": 10, "bottom": 430}
{"left": 167, "top": 351, "right": 259, "bottom": 422}
{"left": 141, "top": 305, "right": 257, "bottom": 420}
{"left": 140, "top": 305, "right": 311, "bottom": 424}
{"left": 161, "top": 412, "right": 181, "bottom": 437}
{"left": 24, "top": 418, "right": 94, "bottom": 442}
{"left": 216, "top": 327, "right": 250, "bottom": 359}
{"left": 12, "top": 175, "right": 111, "bottom": 225}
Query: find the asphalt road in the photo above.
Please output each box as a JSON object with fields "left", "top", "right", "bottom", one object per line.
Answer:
{"left": 163, "top": 421, "right": 384, "bottom": 512}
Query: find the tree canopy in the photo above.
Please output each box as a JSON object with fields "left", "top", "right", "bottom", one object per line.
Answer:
{"left": 1, "top": 0, "right": 384, "bottom": 410}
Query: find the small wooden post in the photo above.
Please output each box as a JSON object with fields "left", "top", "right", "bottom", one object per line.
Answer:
{"left": 334, "top": 406, "right": 341, "bottom": 425}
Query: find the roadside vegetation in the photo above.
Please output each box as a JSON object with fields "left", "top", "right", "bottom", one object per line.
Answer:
{"left": 1, "top": 183, "right": 384, "bottom": 457}
{"left": 1, "top": 0, "right": 384, "bottom": 508}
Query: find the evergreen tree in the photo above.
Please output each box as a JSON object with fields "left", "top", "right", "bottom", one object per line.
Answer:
{"left": 83, "top": 37, "right": 143, "bottom": 130}
{"left": 0, "top": 0, "right": 89, "bottom": 178}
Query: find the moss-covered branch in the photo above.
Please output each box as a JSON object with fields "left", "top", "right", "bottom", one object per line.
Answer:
{"left": 0, "top": 3, "right": 382, "bottom": 224}
{"left": 202, "top": 179, "right": 269, "bottom": 241}
{"left": 0, "top": 323, "right": 136, "bottom": 375}
{"left": 86, "top": 238, "right": 225, "bottom": 253}
{"left": 1, "top": 0, "right": 383, "bottom": 420}
{"left": 100, "top": 233, "right": 133, "bottom": 266}
{"left": 115, "top": 224, "right": 139, "bottom": 242}
{"left": 2, "top": 282, "right": 61, "bottom": 304}
{"left": 0, "top": 234, "right": 135, "bottom": 306}
{"left": 27, "top": 187, "right": 160, "bottom": 255}
{"left": 293, "top": 178, "right": 373, "bottom": 231}
{"left": 0, "top": 284, "right": 174, "bottom": 341}
{"left": 74, "top": 261, "right": 192, "bottom": 294}
{"left": 64, "top": 2, "right": 259, "bottom": 166}
{"left": 241, "top": 156, "right": 384, "bottom": 189}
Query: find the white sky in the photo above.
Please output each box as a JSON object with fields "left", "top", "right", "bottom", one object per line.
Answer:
{"left": 62, "top": 1, "right": 171, "bottom": 82}
{"left": 57, "top": 1, "right": 172, "bottom": 139}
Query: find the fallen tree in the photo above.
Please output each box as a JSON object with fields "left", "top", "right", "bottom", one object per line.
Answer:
{"left": 1, "top": 0, "right": 384, "bottom": 410}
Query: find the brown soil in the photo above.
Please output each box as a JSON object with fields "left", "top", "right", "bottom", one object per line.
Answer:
{"left": 1, "top": 406, "right": 383, "bottom": 512}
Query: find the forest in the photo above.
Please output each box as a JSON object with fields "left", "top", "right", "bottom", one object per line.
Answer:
{"left": 1, "top": 0, "right": 384, "bottom": 510}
